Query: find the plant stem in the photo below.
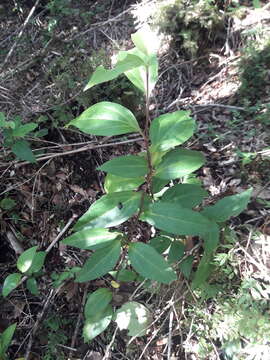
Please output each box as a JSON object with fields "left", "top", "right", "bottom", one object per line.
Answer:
{"left": 143, "top": 67, "right": 154, "bottom": 197}
{"left": 135, "top": 67, "right": 154, "bottom": 224}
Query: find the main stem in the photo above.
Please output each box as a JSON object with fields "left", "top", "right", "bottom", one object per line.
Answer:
{"left": 143, "top": 67, "right": 154, "bottom": 197}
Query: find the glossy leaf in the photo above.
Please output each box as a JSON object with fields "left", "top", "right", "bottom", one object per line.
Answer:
{"left": 147, "top": 54, "right": 158, "bottom": 93}
{"left": 149, "top": 147, "right": 168, "bottom": 167}
{"left": 73, "top": 191, "right": 142, "bottom": 231}
{"left": 99, "top": 155, "right": 148, "bottom": 178}
{"left": 17, "top": 246, "right": 38, "bottom": 273}
{"left": 68, "top": 101, "right": 141, "bottom": 136}
{"left": 118, "top": 48, "right": 158, "bottom": 94}
{"left": 104, "top": 173, "right": 144, "bottom": 193}
{"left": 131, "top": 27, "right": 159, "bottom": 56}
{"left": 141, "top": 201, "right": 215, "bottom": 236}
{"left": 128, "top": 242, "right": 177, "bottom": 284}
{"left": 202, "top": 188, "right": 252, "bottom": 223}
{"left": 83, "top": 305, "right": 113, "bottom": 342}
{"left": 151, "top": 177, "right": 169, "bottom": 194}
{"left": 2, "top": 273, "right": 22, "bottom": 297}
{"left": 84, "top": 288, "right": 113, "bottom": 318}
{"left": 11, "top": 140, "right": 36, "bottom": 163}
{"left": 27, "top": 251, "right": 46, "bottom": 274}
{"left": 183, "top": 174, "right": 202, "bottom": 185}
{"left": 155, "top": 149, "right": 205, "bottom": 180}
{"left": 62, "top": 228, "right": 121, "bottom": 250}
{"left": 1, "top": 323, "right": 16, "bottom": 353}
{"left": 115, "top": 301, "right": 151, "bottom": 337}
{"left": 150, "top": 111, "right": 195, "bottom": 151}
{"left": 149, "top": 236, "right": 171, "bottom": 254}
{"left": 84, "top": 54, "right": 144, "bottom": 90}
{"left": 26, "top": 278, "right": 39, "bottom": 295}
{"left": 110, "top": 269, "right": 137, "bottom": 282}
{"left": 168, "top": 241, "right": 185, "bottom": 264}
{"left": 76, "top": 240, "right": 121, "bottom": 282}
{"left": 162, "top": 184, "right": 208, "bottom": 208}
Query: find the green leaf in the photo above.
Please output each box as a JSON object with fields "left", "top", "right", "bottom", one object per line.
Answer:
{"left": 147, "top": 54, "right": 158, "bottom": 93}
{"left": 253, "top": 0, "right": 261, "bottom": 8}
{"left": 26, "top": 251, "right": 46, "bottom": 274}
{"left": 110, "top": 269, "right": 137, "bottom": 282}
{"left": 104, "top": 174, "right": 144, "bottom": 193}
{"left": 51, "top": 269, "right": 79, "bottom": 288}
{"left": 0, "top": 111, "right": 5, "bottom": 124}
{"left": 203, "top": 224, "right": 220, "bottom": 255}
{"left": 2, "top": 273, "right": 22, "bottom": 297}
{"left": 179, "top": 256, "right": 194, "bottom": 279}
{"left": 162, "top": 184, "right": 208, "bottom": 208}
{"left": 12, "top": 122, "right": 37, "bottom": 137}
{"left": 11, "top": 140, "right": 36, "bottom": 163}
{"left": 99, "top": 155, "right": 148, "bottom": 178}
{"left": 192, "top": 254, "right": 213, "bottom": 289}
{"left": 141, "top": 201, "right": 215, "bottom": 236}
{"left": 74, "top": 191, "right": 142, "bottom": 231}
{"left": 62, "top": 228, "right": 121, "bottom": 250}
{"left": 168, "top": 241, "right": 185, "bottom": 264}
{"left": 84, "top": 54, "right": 145, "bottom": 90}
{"left": 183, "top": 174, "right": 202, "bottom": 185}
{"left": 67, "top": 101, "right": 141, "bottom": 136}
{"left": 150, "top": 148, "right": 167, "bottom": 167}
{"left": 155, "top": 149, "right": 205, "bottom": 180}
{"left": 0, "top": 323, "right": 16, "bottom": 354}
{"left": 34, "top": 128, "right": 48, "bottom": 137}
{"left": 201, "top": 188, "right": 252, "bottom": 223}
{"left": 84, "top": 288, "right": 113, "bottom": 318}
{"left": 115, "top": 301, "right": 151, "bottom": 337}
{"left": 76, "top": 240, "right": 121, "bottom": 282}
{"left": 17, "top": 246, "right": 38, "bottom": 273}
{"left": 0, "top": 198, "right": 16, "bottom": 210}
{"left": 150, "top": 111, "right": 195, "bottom": 151}
{"left": 118, "top": 48, "right": 158, "bottom": 94}
{"left": 149, "top": 236, "right": 171, "bottom": 254}
{"left": 83, "top": 305, "right": 113, "bottom": 342}
{"left": 151, "top": 177, "right": 169, "bottom": 194}
{"left": 128, "top": 242, "right": 177, "bottom": 284}
{"left": 26, "top": 277, "right": 39, "bottom": 295}
{"left": 131, "top": 27, "right": 159, "bottom": 56}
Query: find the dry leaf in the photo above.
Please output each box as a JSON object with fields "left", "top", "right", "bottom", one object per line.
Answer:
{"left": 69, "top": 184, "right": 88, "bottom": 197}
{"left": 12, "top": 300, "right": 26, "bottom": 318}
{"left": 6, "top": 231, "right": 24, "bottom": 254}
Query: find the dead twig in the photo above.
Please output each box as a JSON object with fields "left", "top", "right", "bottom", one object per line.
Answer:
{"left": 167, "top": 310, "right": 174, "bottom": 360}
{"left": 2, "top": 0, "right": 41, "bottom": 69}
{"left": 24, "top": 288, "right": 55, "bottom": 360}
{"left": 45, "top": 213, "right": 78, "bottom": 253}
{"left": 102, "top": 327, "right": 118, "bottom": 360}
{"left": 68, "top": 283, "right": 89, "bottom": 360}
{"left": 12, "top": 137, "right": 143, "bottom": 168}
{"left": 193, "top": 103, "right": 246, "bottom": 111}
{"left": 68, "top": 7, "right": 133, "bottom": 41}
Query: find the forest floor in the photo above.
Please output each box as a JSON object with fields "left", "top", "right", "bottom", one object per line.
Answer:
{"left": 1, "top": 0, "right": 270, "bottom": 359}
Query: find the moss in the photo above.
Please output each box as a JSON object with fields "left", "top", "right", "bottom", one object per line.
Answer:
{"left": 238, "top": 43, "right": 270, "bottom": 105}
{"left": 152, "top": 0, "right": 225, "bottom": 58}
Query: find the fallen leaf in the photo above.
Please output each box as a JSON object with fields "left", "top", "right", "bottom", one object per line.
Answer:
{"left": 69, "top": 184, "right": 88, "bottom": 197}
